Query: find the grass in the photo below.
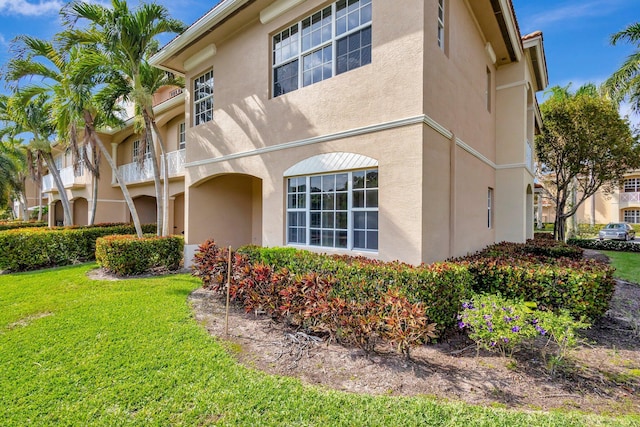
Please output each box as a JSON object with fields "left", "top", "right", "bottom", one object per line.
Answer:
{"left": 601, "top": 250, "right": 640, "bottom": 284}
{"left": 1, "top": 264, "right": 639, "bottom": 426}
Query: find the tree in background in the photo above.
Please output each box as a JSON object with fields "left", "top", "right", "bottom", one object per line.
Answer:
{"left": 536, "top": 84, "right": 640, "bottom": 241}
{"left": 605, "top": 22, "right": 640, "bottom": 113}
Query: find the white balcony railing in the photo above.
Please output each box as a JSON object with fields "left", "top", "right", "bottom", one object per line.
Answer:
{"left": 620, "top": 192, "right": 640, "bottom": 203}
{"left": 525, "top": 140, "right": 534, "bottom": 173}
{"left": 165, "top": 149, "right": 185, "bottom": 177}
{"left": 41, "top": 165, "right": 90, "bottom": 192}
{"left": 117, "top": 149, "right": 185, "bottom": 185}
{"left": 118, "top": 158, "right": 155, "bottom": 184}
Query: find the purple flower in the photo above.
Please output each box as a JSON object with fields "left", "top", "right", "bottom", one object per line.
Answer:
{"left": 531, "top": 319, "right": 539, "bottom": 325}
{"left": 462, "top": 302, "right": 474, "bottom": 310}
{"left": 535, "top": 325, "right": 547, "bottom": 336}
{"left": 483, "top": 314, "right": 492, "bottom": 320}
{"left": 504, "top": 316, "right": 513, "bottom": 323}
{"left": 458, "top": 321, "right": 466, "bottom": 329}
{"left": 503, "top": 337, "right": 509, "bottom": 343}
{"left": 490, "top": 341, "right": 497, "bottom": 347}
{"left": 511, "top": 326, "right": 520, "bottom": 333}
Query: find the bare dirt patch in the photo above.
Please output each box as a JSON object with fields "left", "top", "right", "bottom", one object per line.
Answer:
{"left": 189, "top": 265, "right": 640, "bottom": 415}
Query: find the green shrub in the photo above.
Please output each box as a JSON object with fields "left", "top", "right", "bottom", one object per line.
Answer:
{"left": 0, "top": 221, "right": 47, "bottom": 231}
{"left": 568, "top": 238, "right": 640, "bottom": 253}
{"left": 458, "top": 294, "right": 590, "bottom": 364}
{"left": 464, "top": 256, "right": 614, "bottom": 321}
{"left": 96, "top": 235, "right": 183, "bottom": 276}
{"left": 0, "top": 223, "right": 156, "bottom": 272}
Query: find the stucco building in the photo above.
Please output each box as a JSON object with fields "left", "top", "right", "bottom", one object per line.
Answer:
{"left": 39, "top": 0, "right": 548, "bottom": 266}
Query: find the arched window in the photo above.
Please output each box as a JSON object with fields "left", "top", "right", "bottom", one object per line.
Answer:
{"left": 284, "top": 152, "right": 379, "bottom": 251}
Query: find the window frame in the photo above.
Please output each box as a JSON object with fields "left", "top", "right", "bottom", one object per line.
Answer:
{"left": 624, "top": 209, "right": 640, "bottom": 224}
{"left": 437, "top": 0, "right": 446, "bottom": 51}
{"left": 192, "top": 69, "right": 214, "bottom": 127}
{"left": 487, "top": 187, "right": 493, "bottom": 229}
{"left": 132, "top": 139, "right": 151, "bottom": 161}
{"left": 272, "top": 0, "right": 373, "bottom": 97}
{"left": 624, "top": 178, "right": 640, "bottom": 192}
{"left": 286, "top": 168, "right": 379, "bottom": 251}
{"left": 178, "top": 122, "right": 186, "bottom": 150}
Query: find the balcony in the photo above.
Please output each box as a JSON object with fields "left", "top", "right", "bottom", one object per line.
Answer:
{"left": 620, "top": 191, "right": 640, "bottom": 208}
{"left": 116, "top": 149, "right": 185, "bottom": 185}
{"left": 42, "top": 165, "right": 90, "bottom": 192}
{"left": 525, "top": 140, "right": 534, "bottom": 173}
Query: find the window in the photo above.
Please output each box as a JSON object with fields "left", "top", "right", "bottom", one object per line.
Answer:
{"left": 193, "top": 69, "right": 214, "bottom": 126}
{"left": 624, "top": 178, "right": 640, "bottom": 192}
{"left": 624, "top": 210, "right": 640, "bottom": 224}
{"left": 437, "top": 0, "right": 445, "bottom": 50}
{"left": 487, "top": 187, "right": 493, "bottom": 229}
{"left": 286, "top": 168, "right": 378, "bottom": 250}
{"left": 273, "top": 0, "right": 372, "bottom": 97}
{"left": 133, "top": 139, "right": 151, "bottom": 161}
{"left": 486, "top": 67, "right": 492, "bottom": 112}
{"left": 54, "top": 155, "right": 63, "bottom": 170}
{"left": 178, "top": 122, "right": 186, "bottom": 150}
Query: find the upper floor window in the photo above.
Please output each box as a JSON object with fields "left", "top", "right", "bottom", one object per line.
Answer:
{"left": 178, "top": 122, "right": 186, "bottom": 150}
{"left": 624, "top": 178, "right": 640, "bottom": 192}
{"left": 437, "top": 0, "right": 445, "bottom": 50}
{"left": 273, "top": 0, "right": 372, "bottom": 97}
{"left": 133, "top": 139, "right": 151, "bottom": 161}
{"left": 193, "top": 69, "right": 214, "bottom": 126}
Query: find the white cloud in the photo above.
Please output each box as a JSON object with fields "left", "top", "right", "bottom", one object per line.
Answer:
{"left": 0, "top": 0, "right": 63, "bottom": 16}
{"left": 522, "top": 0, "right": 625, "bottom": 32}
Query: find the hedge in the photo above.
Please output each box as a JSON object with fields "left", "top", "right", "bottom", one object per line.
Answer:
{"left": 193, "top": 241, "right": 466, "bottom": 355}
{"left": 0, "top": 221, "right": 47, "bottom": 231}
{"left": 458, "top": 241, "right": 614, "bottom": 321}
{"left": 96, "top": 235, "right": 184, "bottom": 276}
{"left": 0, "top": 223, "right": 156, "bottom": 272}
{"left": 568, "top": 238, "right": 640, "bottom": 253}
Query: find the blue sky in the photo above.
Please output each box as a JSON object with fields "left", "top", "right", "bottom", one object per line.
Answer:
{"left": 0, "top": 0, "right": 639, "bottom": 107}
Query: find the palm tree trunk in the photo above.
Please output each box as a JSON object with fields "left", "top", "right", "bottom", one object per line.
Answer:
{"left": 142, "top": 110, "right": 163, "bottom": 236}
{"left": 89, "top": 173, "right": 98, "bottom": 225}
{"left": 43, "top": 152, "right": 72, "bottom": 226}
{"left": 151, "top": 119, "right": 170, "bottom": 236}
{"left": 84, "top": 116, "right": 143, "bottom": 238}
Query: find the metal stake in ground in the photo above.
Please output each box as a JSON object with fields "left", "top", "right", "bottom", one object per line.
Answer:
{"left": 225, "top": 246, "right": 232, "bottom": 336}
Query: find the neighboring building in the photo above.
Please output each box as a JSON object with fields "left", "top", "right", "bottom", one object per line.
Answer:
{"left": 138, "top": 0, "right": 549, "bottom": 265}
{"left": 574, "top": 171, "right": 640, "bottom": 226}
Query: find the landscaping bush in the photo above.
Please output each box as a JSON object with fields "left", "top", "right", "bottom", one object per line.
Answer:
{"left": 0, "top": 223, "right": 156, "bottom": 271}
{"left": 192, "top": 241, "right": 464, "bottom": 355}
{"left": 466, "top": 240, "right": 583, "bottom": 261}
{"left": 568, "top": 238, "right": 640, "bottom": 253}
{"left": 0, "top": 220, "right": 46, "bottom": 231}
{"left": 458, "top": 293, "right": 589, "bottom": 364}
{"left": 95, "top": 235, "right": 184, "bottom": 275}
{"left": 462, "top": 255, "right": 614, "bottom": 321}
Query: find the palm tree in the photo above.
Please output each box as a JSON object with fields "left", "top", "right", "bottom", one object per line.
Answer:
{"left": 5, "top": 93, "right": 73, "bottom": 226}
{"left": 6, "top": 36, "right": 144, "bottom": 236}
{"left": 605, "top": 22, "right": 640, "bottom": 112}
{"left": 62, "top": 0, "right": 185, "bottom": 236}
{"left": 0, "top": 137, "right": 25, "bottom": 217}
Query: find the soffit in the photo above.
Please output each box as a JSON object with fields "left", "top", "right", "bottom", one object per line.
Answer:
{"left": 467, "top": 0, "right": 521, "bottom": 66}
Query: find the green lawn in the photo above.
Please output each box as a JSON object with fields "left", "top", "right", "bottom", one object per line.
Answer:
{"left": 1, "top": 264, "right": 638, "bottom": 426}
{"left": 602, "top": 250, "right": 640, "bottom": 284}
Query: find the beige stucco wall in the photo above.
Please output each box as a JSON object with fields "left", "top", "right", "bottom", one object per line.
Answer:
{"left": 171, "top": 0, "right": 541, "bottom": 264}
